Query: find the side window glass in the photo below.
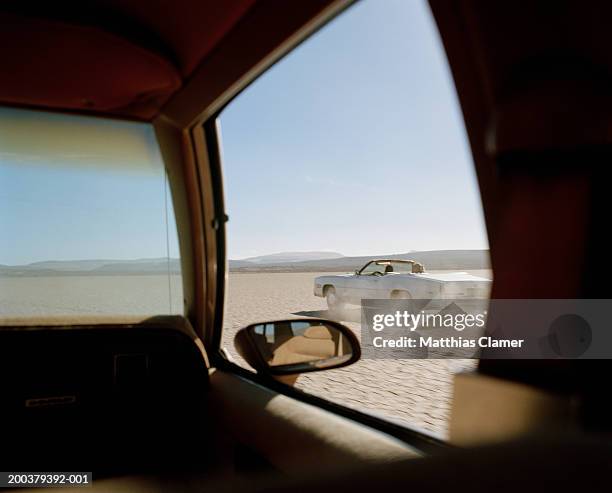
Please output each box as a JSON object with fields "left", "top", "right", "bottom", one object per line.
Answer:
{"left": 0, "top": 108, "right": 182, "bottom": 318}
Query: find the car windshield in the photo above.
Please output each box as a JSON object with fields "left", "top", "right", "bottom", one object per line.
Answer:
{"left": 382, "top": 261, "right": 416, "bottom": 274}
{"left": 361, "top": 261, "right": 417, "bottom": 275}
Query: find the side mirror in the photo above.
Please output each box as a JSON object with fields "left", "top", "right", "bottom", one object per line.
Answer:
{"left": 234, "top": 318, "right": 360, "bottom": 376}
{"left": 354, "top": 269, "right": 360, "bottom": 275}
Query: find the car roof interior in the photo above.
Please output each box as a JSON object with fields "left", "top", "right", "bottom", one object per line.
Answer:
{"left": 2, "top": 0, "right": 612, "bottom": 491}
{"left": 0, "top": 0, "right": 255, "bottom": 119}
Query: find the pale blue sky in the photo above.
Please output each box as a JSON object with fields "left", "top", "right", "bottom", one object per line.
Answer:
{"left": 220, "top": 0, "right": 488, "bottom": 259}
{"left": 0, "top": 111, "right": 178, "bottom": 265}
{"left": 1, "top": 0, "right": 488, "bottom": 266}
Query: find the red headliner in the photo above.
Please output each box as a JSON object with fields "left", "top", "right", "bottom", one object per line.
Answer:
{"left": 0, "top": 0, "right": 256, "bottom": 120}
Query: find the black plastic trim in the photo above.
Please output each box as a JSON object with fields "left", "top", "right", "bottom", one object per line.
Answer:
{"left": 202, "top": 118, "right": 228, "bottom": 351}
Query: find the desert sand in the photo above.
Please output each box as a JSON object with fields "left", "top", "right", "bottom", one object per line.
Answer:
{"left": 223, "top": 271, "right": 488, "bottom": 438}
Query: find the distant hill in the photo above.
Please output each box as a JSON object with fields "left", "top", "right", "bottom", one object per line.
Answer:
{"left": 228, "top": 250, "right": 490, "bottom": 272}
{"left": 240, "top": 251, "right": 344, "bottom": 264}
{"left": 0, "top": 258, "right": 180, "bottom": 277}
{"left": 1, "top": 250, "right": 490, "bottom": 277}
{"left": 93, "top": 259, "right": 180, "bottom": 274}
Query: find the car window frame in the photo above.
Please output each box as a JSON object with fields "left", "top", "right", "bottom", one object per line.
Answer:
{"left": 358, "top": 261, "right": 381, "bottom": 275}
{"left": 154, "top": 0, "right": 473, "bottom": 450}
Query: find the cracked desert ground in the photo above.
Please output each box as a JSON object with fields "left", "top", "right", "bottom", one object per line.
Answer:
{"left": 223, "top": 271, "right": 492, "bottom": 438}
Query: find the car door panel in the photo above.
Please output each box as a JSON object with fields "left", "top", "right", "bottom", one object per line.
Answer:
{"left": 347, "top": 275, "right": 380, "bottom": 302}
{"left": 207, "top": 369, "right": 421, "bottom": 474}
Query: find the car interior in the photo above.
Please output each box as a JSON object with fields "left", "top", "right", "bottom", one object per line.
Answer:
{"left": 1, "top": 0, "right": 612, "bottom": 491}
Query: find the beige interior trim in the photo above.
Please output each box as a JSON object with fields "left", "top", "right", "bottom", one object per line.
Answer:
{"left": 154, "top": 118, "right": 205, "bottom": 336}
{"left": 208, "top": 370, "right": 421, "bottom": 473}
{"left": 0, "top": 314, "right": 185, "bottom": 328}
{"left": 450, "top": 371, "right": 577, "bottom": 446}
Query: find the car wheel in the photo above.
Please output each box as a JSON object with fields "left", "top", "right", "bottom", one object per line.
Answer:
{"left": 391, "top": 290, "right": 415, "bottom": 311}
{"left": 325, "top": 287, "right": 344, "bottom": 312}
{"left": 391, "top": 290, "right": 408, "bottom": 298}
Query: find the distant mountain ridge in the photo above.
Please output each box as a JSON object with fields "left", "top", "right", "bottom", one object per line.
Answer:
{"left": 0, "top": 258, "right": 181, "bottom": 277}
{"left": 1, "top": 250, "right": 490, "bottom": 276}
{"left": 229, "top": 250, "right": 490, "bottom": 272}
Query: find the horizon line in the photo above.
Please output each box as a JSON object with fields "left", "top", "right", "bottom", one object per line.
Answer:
{"left": 2, "top": 248, "right": 491, "bottom": 268}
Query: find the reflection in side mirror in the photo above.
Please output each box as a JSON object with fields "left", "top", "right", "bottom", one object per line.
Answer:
{"left": 234, "top": 319, "right": 360, "bottom": 376}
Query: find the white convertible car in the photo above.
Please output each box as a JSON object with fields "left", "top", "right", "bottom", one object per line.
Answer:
{"left": 314, "top": 259, "right": 491, "bottom": 311}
